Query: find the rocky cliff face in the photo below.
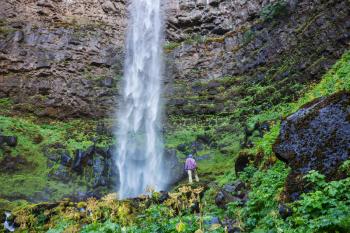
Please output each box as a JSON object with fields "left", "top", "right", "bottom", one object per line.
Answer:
{"left": 164, "top": 0, "right": 349, "bottom": 118}
{"left": 0, "top": 0, "right": 349, "bottom": 121}
{"left": 0, "top": 0, "right": 126, "bottom": 119}
{"left": 166, "top": 0, "right": 275, "bottom": 41}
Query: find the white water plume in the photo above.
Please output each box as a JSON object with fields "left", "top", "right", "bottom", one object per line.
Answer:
{"left": 115, "top": 0, "right": 167, "bottom": 199}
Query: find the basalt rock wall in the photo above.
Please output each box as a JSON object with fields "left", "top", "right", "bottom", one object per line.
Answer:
{"left": 0, "top": 0, "right": 349, "bottom": 121}
{"left": 0, "top": 0, "right": 126, "bottom": 119}
{"left": 164, "top": 0, "right": 350, "bottom": 118}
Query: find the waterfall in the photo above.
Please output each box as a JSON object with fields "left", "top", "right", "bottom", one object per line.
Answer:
{"left": 4, "top": 212, "right": 15, "bottom": 232}
{"left": 115, "top": 0, "right": 166, "bottom": 199}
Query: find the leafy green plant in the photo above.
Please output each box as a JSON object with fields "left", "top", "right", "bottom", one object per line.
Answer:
{"left": 287, "top": 171, "right": 350, "bottom": 232}
{"left": 81, "top": 220, "right": 121, "bottom": 233}
{"left": 239, "top": 162, "right": 289, "bottom": 231}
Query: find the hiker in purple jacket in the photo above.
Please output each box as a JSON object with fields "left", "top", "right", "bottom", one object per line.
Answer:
{"left": 185, "top": 154, "right": 199, "bottom": 184}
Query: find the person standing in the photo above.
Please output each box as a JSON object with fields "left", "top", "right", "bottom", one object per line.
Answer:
{"left": 185, "top": 154, "right": 199, "bottom": 184}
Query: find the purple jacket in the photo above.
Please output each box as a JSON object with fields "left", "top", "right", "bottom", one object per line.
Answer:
{"left": 185, "top": 158, "right": 197, "bottom": 171}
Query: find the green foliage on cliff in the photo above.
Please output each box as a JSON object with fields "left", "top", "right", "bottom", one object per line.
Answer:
{"left": 218, "top": 50, "right": 350, "bottom": 232}
{"left": 0, "top": 116, "right": 112, "bottom": 201}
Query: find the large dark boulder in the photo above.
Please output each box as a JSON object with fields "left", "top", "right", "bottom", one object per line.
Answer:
{"left": 234, "top": 152, "right": 252, "bottom": 175}
{"left": 5, "top": 136, "right": 18, "bottom": 147}
{"left": 60, "top": 152, "right": 72, "bottom": 167}
{"left": 163, "top": 149, "right": 186, "bottom": 185}
{"left": 0, "top": 136, "right": 18, "bottom": 147}
{"left": 273, "top": 92, "right": 350, "bottom": 201}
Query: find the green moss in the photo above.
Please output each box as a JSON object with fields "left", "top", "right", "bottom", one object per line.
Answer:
{"left": 0, "top": 115, "right": 113, "bottom": 201}
{"left": 0, "top": 25, "right": 15, "bottom": 37}
{"left": 164, "top": 41, "right": 181, "bottom": 52}
{"left": 0, "top": 98, "right": 13, "bottom": 115}
{"left": 242, "top": 29, "right": 256, "bottom": 45}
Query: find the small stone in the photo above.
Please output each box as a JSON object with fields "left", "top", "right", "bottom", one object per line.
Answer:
{"left": 278, "top": 203, "right": 292, "bottom": 220}
{"left": 60, "top": 152, "right": 72, "bottom": 166}
{"left": 5, "top": 136, "right": 18, "bottom": 147}
{"left": 101, "top": 1, "right": 117, "bottom": 13}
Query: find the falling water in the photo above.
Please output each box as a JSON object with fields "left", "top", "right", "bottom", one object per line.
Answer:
{"left": 115, "top": 0, "right": 166, "bottom": 198}
{"left": 4, "top": 212, "right": 15, "bottom": 232}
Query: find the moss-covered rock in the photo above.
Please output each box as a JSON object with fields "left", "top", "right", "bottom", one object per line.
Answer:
{"left": 273, "top": 91, "right": 350, "bottom": 201}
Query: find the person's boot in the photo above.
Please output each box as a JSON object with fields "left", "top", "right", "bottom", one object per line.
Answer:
{"left": 195, "top": 174, "right": 199, "bottom": 182}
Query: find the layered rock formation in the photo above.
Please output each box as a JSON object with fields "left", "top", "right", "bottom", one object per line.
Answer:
{"left": 165, "top": 0, "right": 350, "bottom": 117}
{"left": 0, "top": 0, "right": 126, "bottom": 119}
{"left": 0, "top": 0, "right": 349, "bottom": 120}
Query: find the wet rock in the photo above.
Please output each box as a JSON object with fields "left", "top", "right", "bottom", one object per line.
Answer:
{"left": 225, "top": 180, "right": 246, "bottom": 194}
{"left": 3, "top": 211, "right": 15, "bottom": 232}
{"left": 278, "top": 203, "right": 292, "bottom": 220}
{"left": 0, "top": 0, "right": 126, "bottom": 119}
{"left": 0, "top": 136, "right": 18, "bottom": 147}
{"left": 85, "top": 145, "right": 96, "bottom": 159}
{"left": 214, "top": 191, "right": 230, "bottom": 208}
{"left": 157, "top": 191, "right": 170, "bottom": 203}
{"left": 235, "top": 152, "right": 251, "bottom": 175}
{"left": 176, "top": 143, "right": 187, "bottom": 152}
{"left": 273, "top": 92, "right": 350, "bottom": 200}
{"left": 49, "top": 165, "right": 70, "bottom": 182}
{"left": 106, "top": 146, "right": 115, "bottom": 159}
{"left": 190, "top": 141, "right": 204, "bottom": 153}
{"left": 60, "top": 152, "right": 72, "bottom": 167}
{"left": 47, "top": 153, "right": 60, "bottom": 162}
{"left": 221, "top": 218, "right": 241, "bottom": 233}
{"left": 101, "top": 1, "right": 118, "bottom": 13}
{"left": 163, "top": 149, "right": 186, "bottom": 185}
{"left": 223, "top": 184, "right": 235, "bottom": 193}
{"left": 215, "top": 180, "right": 248, "bottom": 208}
{"left": 100, "top": 77, "right": 114, "bottom": 88}
{"left": 72, "top": 149, "right": 85, "bottom": 173}
{"left": 165, "top": 0, "right": 349, "bottom": 118}
{"left": 204, "top": 216, "right": 220, "bottom": 226}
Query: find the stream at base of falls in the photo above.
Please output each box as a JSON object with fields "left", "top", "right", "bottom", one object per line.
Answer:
{"left": 3, "top": 212, "right": 15, "bottom": 232}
